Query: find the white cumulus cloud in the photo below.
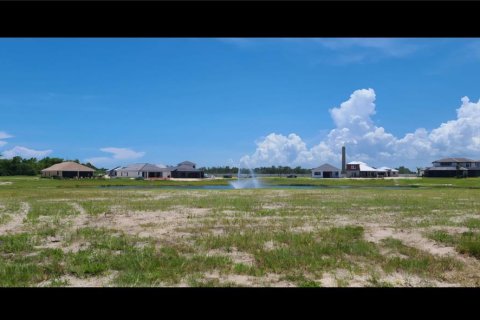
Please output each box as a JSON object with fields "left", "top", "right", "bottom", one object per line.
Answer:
{"left": 0, "top": 131, "right": 13, "bottom": 147}
{"left": 86, "top": 147, "right": 146, "bottom": 167}
{"left": 241, "top": 89, "right": 480, "bottom": 169}
{"left": 99, "top": 147, "right": 145, "bottom": 160}
{"left": 1, "top": 146, "right": 52, "bottom": 159}
{"left": 0, "top": 131, "right": 13, "bottom": 140}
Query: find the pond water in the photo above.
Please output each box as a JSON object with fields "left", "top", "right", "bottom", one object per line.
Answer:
{"left": 99, "top": 185, "right": 424, "bottom": 190}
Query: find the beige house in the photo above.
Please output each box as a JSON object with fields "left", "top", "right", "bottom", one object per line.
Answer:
{"left": 41, "top": 162, "right": 95, "bottom": 178}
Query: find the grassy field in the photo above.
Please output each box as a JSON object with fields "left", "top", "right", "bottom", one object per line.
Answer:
{"left": 1, "top": 176, "right": 480, "bottom": 287}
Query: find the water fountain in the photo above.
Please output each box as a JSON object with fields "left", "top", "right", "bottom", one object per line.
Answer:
{"left": 229, "top": 163, "right": 262, "bottom": 189}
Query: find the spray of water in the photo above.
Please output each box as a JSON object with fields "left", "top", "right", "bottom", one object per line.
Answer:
{"left": 229, "top": 162, "right": 262, "bottom": 189}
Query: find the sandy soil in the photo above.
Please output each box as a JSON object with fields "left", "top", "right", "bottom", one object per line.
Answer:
{"left": 3, "top": 193, "right": 480, "bottom": 287}
{"left": 0, "top": 202, "right": 30, "bottom": 234}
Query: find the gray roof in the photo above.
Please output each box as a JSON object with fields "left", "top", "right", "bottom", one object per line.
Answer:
{"left": 118, "top": 163, "right": 146, "bottom": 171}
{"left": 312, "top": 163, "right": 340, "bottom": 172}
{"left": 425, "top": 166, "right": 468, "bottom": 171}
{"left": 433, "top": 158, "right": 477, "bottom": 163}
{"left": 172, "top": 164, "right": 202, "bottom": 172}
{"left": 142, "top": 164, "right": 171, "bottom": 172}
{"left": 178, "top": 161, "right": 196, "bottom": 166}
{"left": 117, "top": 163, "right": 170, "bottom": 172}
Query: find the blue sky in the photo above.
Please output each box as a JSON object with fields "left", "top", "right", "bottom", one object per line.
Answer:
{"left": 1, "top": 38, "right": 480, "bottom": 169}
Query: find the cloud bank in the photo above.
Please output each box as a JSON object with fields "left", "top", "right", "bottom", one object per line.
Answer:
{"left": 241, "top": 89, "right": 480, "bottom": 169}
{"left": 0, "top": 132, "right": 53, "bottom": 159}
{"left": 1, "top": 146, "right": 52, "bottom": 159}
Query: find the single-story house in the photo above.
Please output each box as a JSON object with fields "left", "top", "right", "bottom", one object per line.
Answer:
{"left": 423, "top": 158, "right": 480, "bottom": 177}
{"left": 377, "top": 167, "right": 399, "bottom": 177}
{"left": 311, "top": 163, "right": 341, "bottom": 178}
{"left": 41, "top": 162, "right": 95, "bottom": 178}
{"left": 169, "top": 161, "right": 204, "bottom": 178}
{"left": 114, "top": 163, "right": 171, "bottom": 179}
{"left": 107, "top": 166, "right": 121, "bottom": 177}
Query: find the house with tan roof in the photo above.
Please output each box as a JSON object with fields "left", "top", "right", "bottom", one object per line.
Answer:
{"left": 41, "top": 162, "right": 95, "bottom": 178}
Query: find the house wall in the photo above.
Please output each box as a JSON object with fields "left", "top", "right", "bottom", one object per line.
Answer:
{"left": 116, "top": 170, "right": 171, "bottom": 179}
{"left": 434, "top": 161, "right": 480, "bottom": 168}
{"left": 424, "top": 170, "right": 467, "bottom": 178}
{"left": 312, "top": 170, "right": 340, "bottom": 178}
{"left": 117, "top": 171, "right": 142, "bottom": 178}
{"left": 347, "top": 170, "right": 378, "bottom": 178}
{"left": 41, "top": 171, "right": 92, "bottom": 178}
{"left": 467, "top": 169, "right": 480, "bottom": 177}
{"left": 62, "top": 171, "right": 93, "bottom": 178}
{"left": 312, "top": 170, "right": 322, "bottom": 178}
{"left": 346, "top": 170, "right": 359, "bottom": 178}
{"left": 162, "top": 171, "right": 171, "bottom": 178}
{"left": 42, "top": 171, "right": 62, "bottom": 178}
{"left": 171, "top": 171, "right": 204, "bottom": 178}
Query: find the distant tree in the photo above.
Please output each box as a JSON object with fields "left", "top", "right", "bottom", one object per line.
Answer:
{"left": 395, "top": 166, "right": 413, "bottom": 174}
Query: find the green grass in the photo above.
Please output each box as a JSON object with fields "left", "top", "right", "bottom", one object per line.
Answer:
{"left": 1, "top": 176, "right": 480, "bottom": 286}
{"left": 381, "top": 238, "right": 461, "bottom": 276}
{"left": 0, "top": 233, "right": 36, "bottom": 253}
{"left": 28, "top": 202, "right": 78, "bottom": 220}
{"left": 457, "top": 232, "right": 480, "bottom": 258}
{"left": 464, "top": 218, "right": 480, "bottom": 229}
{"left": 427, "top": 230, "right": 480, "bottom": 259}
{"left": 198, "top": 226, "right": 380, "bottom": 279}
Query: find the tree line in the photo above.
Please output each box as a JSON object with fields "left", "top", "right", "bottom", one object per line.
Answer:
{"left": 201, "top": 165, "right": 414, "bottom": 175}
{"left": 0, "top": 156, "right": 105, "bottom": 176}
{"left": 198, "top": 166, "right": 312, "bottom": 175}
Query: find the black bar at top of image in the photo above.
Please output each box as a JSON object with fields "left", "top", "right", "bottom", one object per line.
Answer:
{"left": 0, "top": 1, "right": 479, "bottom": 37}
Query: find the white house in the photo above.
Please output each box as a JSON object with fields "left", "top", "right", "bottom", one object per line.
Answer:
{"left": 311, "top": 163, "right": 341, "bottom": 178}
{"left": 114, "top": 163, "right": 171, "bottom": 179}
{"left": 377, "top": 167, "right": 399, "bottom": 177}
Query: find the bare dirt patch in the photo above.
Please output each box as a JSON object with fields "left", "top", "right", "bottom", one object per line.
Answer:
{"left": 380, "top": 272, "right": 460, "bottom": 287}
{"left": 38, "top": 272, "right": 118, "bottom": 287}
{"left": 35, "top": 236, "right": 90, "bottom": 254}
{"left": 290, "top": 225, "right": 316, "bottom": 233}
{"left": 320, "top": 272, "right": 338, "bottom": 287}
{"left": 262, "top": 204, "right": 285, "bottom": 210}
{"left": 364, "top": 226, "right": 458, "bottom": 257}
{"left": 449, "top": 214, "right": 480, "bottom": 224}
{"left": 263, "top": 240, "right": 287, "bottom": 251}
{"left": 0, "top": 202, "right": 30, "bottom": 234}
{"left": 202, "top": 271, "right": 295, "bottom": 287}
{"left": 82, "top": 208, "right": 211, "bottom": 242}
{"left": 207, "top": 247, "right": 256, "bottom": 266}
{"left": 70, "top": 203, "right": 87, "bottom": 215}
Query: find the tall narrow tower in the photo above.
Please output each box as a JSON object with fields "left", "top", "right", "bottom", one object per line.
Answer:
{"left": 341, "top": 145, "right": 346, "bottom": 174}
